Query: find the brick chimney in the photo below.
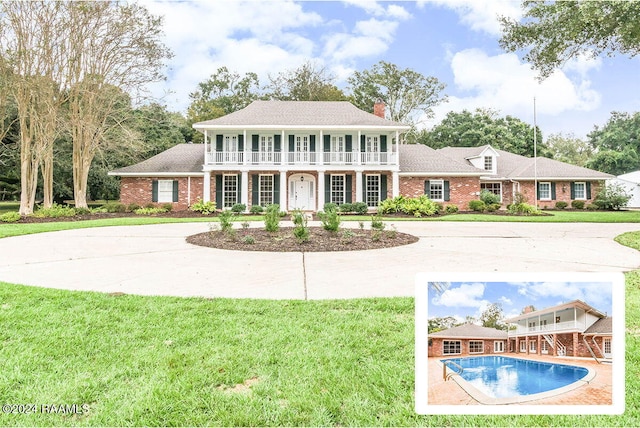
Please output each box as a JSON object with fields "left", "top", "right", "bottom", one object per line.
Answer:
{"left": 522, "top": 305, "right": 535, "bottom": 314}
{"left": 373, "top": 99, "right": 385, "bottom": 118}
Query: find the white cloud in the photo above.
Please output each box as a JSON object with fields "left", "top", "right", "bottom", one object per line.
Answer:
{"left": 562, "top": 52, "right": 603, "bottom": 78}
{"left": 424, "top": 48, "right": 601, "bottom": 129}
{"left": 343, "top": 0, "right": 411, "bottom": 20}
{"left": 430, "top": 0, "right": 522, "bottom": 35}
{"left": 499, "top": 296, "right": 512, "bottom": 305}
{"left": 432, "top": 282, "right": 490, "bottom": 309}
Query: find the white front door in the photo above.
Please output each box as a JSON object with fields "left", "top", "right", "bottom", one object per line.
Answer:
{"left": 603, "top": 338, "right": 612, "bottom": 358}
{"left": 289, "top": 174, "right": 315, "bottom": 210}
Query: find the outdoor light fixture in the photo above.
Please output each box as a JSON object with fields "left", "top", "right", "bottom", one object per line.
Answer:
{"left": 300, "top": 176, "right": 304, "bottom": 181}
{"left": 562, "top": 184, "right": 567, "bottom": 193}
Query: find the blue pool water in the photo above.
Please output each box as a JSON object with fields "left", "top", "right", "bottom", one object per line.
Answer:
{"left": 440, "top": 356, "right": 589, "bottom": 399}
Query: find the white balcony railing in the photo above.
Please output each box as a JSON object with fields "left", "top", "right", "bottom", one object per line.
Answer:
{"left": 206, "top": 151, "right": 398, "bottom": 166}
{"left": 511, "top": 320, "right": 580, "bottom": 335}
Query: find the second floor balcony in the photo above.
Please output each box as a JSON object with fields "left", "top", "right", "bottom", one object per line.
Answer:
{"left": 205, "top": 150, "right": 397, "bottom": 167}
{"left": 509, "top": 319, "right": 584, "bottom": 336}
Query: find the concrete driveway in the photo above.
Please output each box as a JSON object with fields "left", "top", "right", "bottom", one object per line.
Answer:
{"left": 0, "top": 221, "right": 638, "bottom": 300}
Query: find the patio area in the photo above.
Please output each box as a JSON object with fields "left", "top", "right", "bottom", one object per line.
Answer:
{"left": 427, "top": 354, "right": 613, "bottom": 405}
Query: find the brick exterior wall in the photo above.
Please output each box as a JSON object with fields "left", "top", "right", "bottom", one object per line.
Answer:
{"left": 511, "top": 332, "right": 610, "bottom": 358}
{"left": 120, "top": 176, "right": 204, "bottom": 211}
{"left": 400, "top": 176, "right": 481, "bottom": 210}
{"left": 428, "top": 338, "right": 507, "bottom": 357}
{"left": 516, "top": 180, "right": 603, "bottom": 208}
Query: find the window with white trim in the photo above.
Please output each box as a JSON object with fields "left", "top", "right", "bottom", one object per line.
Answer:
{"left": 529, "top": 340, "right": 536, "bottom": 352}
{"left": 223, "top": 135, "right": 238, "bottom": 152}
{"left": 295, "top": 135, "right": 309, "bottom": 162}
{"left": 494, "top": 341, "right": 504, "bottom": 353}
{"left": 259, "top": 175, "right": 274, "bottom": 207}
{"left": 484, "top": 156, "right": 493, "bottom": 171}
{"left": 157, "top": 180, "right": 174, "bottom": 203}
{"left": 538, "top": 182, "right": 551, "bottom": 200}
{"left": 364, "top": 135, "right": 380, "bottom": 163}
{"left": 223, "top": 174, "right": 238, "bottom": 209}
{"left": 574, "top": 182, "right": 586, "bottom": 200}
{"left": 443, "top": 340, "right": 461, "bottom": 355}
{"left": 429, "top": 180, "right": 444, "bottom": 202}
{"left": 520, "top": 340, "right": 526, "bottom": 352}
{"left": 260, "top": 135, "right": 274, "bottom": 163}
{"left": 480, "top": 182, "right": 502, "bottom": 201}
{"left": 469, "top": 341, "right": 484, "bottom": 354}
{"left": 331, "top": 135, "right": 346, "bottom": 162}
{"left": 541, "top": 340, "right": 549, "bottom": 353}
{"left": 604, "top": 338, "right": 611, "bottom": 355}
{"left": 331, "top": 174, "right": 345, "bottom": 205}
{"left": 365, "top": 174, "right": 380, "bottom": 207}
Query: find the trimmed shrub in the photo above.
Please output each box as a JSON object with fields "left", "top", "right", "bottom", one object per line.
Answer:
{"left": 378, "top": 196, "right": 405, "bottom": 214}
{"left": 571, "top": 200, "right": 585, "bottom": 210}
{"left": 593, "top": 182, "right": 632, "bottom": 210}
{"left": 378, "top": 195, "right": 438, "bottom": 217}
{"left": 468, "top": 200, "right": 486, "bottom": 212}
{"left": 231, "top": 203, "right": 246, "bottom": 213}
{"left": 479, "top": 189, "right": 501, "bottom": 205}
{"left": 338, "top": 203, "right": 354, "bottom": 213}
{"left": 102, "top": 201, "right": 127, "bottom": 213}
{"left": 33, "top": 203, "right": 77, "bottom": 218}
{"left": 586, "top": 203, "right": 599, "bottom": 210}
{"left": 507, "top": 202, "right": 541, "bottom": 216}
{"left": 0, "top": 211, "right": 20, "bottom": 223}
{"left": 353, "top": 202, "right": 368, "bottom": 215}
{"left": 249, "top": 205, "right": 264, "bottom": 214}
{"left": 134, "top": 207, "right": 168, "bottom": 215}
{"left": 190, "top": 198, "right": 216, "bottom": 215}
{"left": 445, "top": 204, "right": 459, "bottom": 214}
{"left": 323, "top": 202, "right": 338, "bottom": 213}
{"left": 555, "top": 201, "right": 568, "bottom": 210}
{"left": 263, "top": 204, "right": 281, "bottom": 232}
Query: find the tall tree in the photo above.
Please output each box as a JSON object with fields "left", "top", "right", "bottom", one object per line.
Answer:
{"left": 586, "top": 111, "right": 640, "bottom": 175}
{"left": 267, "top": 61, "right": 348, "bottom": 101}
{"left": 348, "top": 60, "right": 446, "bottom": 125}
{"left": 64, "top": 1, "right": 172, "bottom": 208}
{"left": 417, "top": 108, "right": 547, "bottom": 157}
{"left": 480, "top": 303, "right": 507, "bottom": 331}
{"left": 546, "top": 132, "right": 593, "bottom": 167}
{"left": 187, "top": 67, "right": 260, "bottom": 142}
{"left": 500, "top": 1, "right": 640, "bottom": 78}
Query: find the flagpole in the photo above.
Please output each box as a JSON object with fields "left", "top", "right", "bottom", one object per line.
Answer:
{"left": 533, "top": 97, "right": 538, "bottom": 210}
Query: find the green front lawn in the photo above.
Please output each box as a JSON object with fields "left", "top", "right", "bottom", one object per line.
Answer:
{"left": 0, "top": 279, "right": 638, "bottom": 427}
{"left": 0, "top": 201, "right": 19, "bottom": 214}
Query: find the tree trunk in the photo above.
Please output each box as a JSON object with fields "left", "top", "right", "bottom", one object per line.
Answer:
{"left": 41, "top": 148, "right": 54, "bottom": 207}
{"left": 19, "top": 143, "right": 39, "bottom": 216}
{"left": 72, "top": 137, "right": 94, "bottom": 209}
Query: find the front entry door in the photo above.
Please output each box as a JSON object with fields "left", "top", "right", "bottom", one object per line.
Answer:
{"left": 289, "top": 174, "right": 315, "bottom": 210}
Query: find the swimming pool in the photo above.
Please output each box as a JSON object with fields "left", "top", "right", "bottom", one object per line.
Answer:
{"left": 440, "top": 356, "right": 592, "bottom": 403}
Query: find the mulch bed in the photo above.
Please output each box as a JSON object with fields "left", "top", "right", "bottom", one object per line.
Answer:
{"left": 186, "top": 226, "right": 419, "bottom": 252}
{"left": 14, "top": 210, "right": 208, "bottom": 223}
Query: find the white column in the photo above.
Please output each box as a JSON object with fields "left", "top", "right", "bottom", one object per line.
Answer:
{"left": 241, "top": 170, "right": 249, "bottom": 211}
{"left": 281, "top": 130, "right": 287, "bottom": 165}
{"left": 318, "top": 130, "right": 324, "bottom": 166}
{"left": 355, "top": 170, "right": 363, "bottom": 203}
{"left": 392, "top": 171, "right": 399, "bottom": 198}
{"left": 317, "top": 171, "right": 325, "bottom": 209}
{"left": 203, "top": 130, "right": 208, "bottom": 164}
{"left": 357, "top": 131, "right": 362, "bottom": 165}
{"left": 279, "top": 170, "right": 287, "bottom": 211}
{"left": 203, "top": 171, "right": 211, "bottom": 203}
{"left": 395, "top": 130, "right": 400, "bottom": 165}
{"left": 243, "top": 130, "right": 248, "bottom": 165}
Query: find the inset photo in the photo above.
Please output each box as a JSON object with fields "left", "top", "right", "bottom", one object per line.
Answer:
{"left": 415, "top": 272, "right": 625, "bottom": 415}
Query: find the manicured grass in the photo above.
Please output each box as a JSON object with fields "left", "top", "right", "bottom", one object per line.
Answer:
{"left": 0, "top": 201, "right": 19, "bottom": 214}
{"left": 0, "top": 280, "right": 638, "bottom": 426}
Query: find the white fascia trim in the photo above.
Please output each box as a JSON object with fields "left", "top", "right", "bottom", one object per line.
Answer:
{"left": 193, "top": 125, "right": 411, "bottom": 132}
{"left": 108, "top": 172, "right": 205, "bottom": 177}
{"left": 398, "top": 172, "right": 484, "bottom": 177}
{"left": 512, "top": 176, "right": 610, "bottom": 180}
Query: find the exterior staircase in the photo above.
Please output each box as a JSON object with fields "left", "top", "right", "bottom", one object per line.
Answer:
{"left": 543, "top": 334, "right": 566, "bottom": 356}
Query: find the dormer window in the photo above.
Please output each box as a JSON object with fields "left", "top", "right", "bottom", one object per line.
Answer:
{"left": 484, "top": 156, "right": 493, "bottom": 171}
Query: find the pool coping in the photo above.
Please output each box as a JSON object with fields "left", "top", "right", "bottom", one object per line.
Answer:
{"left": 438, "top": 356, "right": 596, "bottom": 405}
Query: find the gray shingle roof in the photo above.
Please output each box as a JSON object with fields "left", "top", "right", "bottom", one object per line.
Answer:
{"left": 437, "top": 145, "right": 613, "bottom": 180}
{"left": 584, "top": 317, "right": 612, "bottom": 335}
{"left": 193, "top": 100, "right": 410, "bottom": 129}
{"left": 110, "top": 144, "right": 204, "bottom": 175}
{"left": 430, "top": 323, "right": 508, "bottom": 339}
{"left": 398, "top": 144, "right": 484, "bottom": 175}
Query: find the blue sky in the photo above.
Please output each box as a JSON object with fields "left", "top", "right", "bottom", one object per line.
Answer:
{"left": 427, "top": 281, "right": 613, "bottom": 323}
{"left": 141, "top": 0, "right": 640, "bottom": 139}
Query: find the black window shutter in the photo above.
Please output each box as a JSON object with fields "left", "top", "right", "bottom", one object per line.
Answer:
{"left": 586, "top": 182, "right": 592, "bottom": 199}
{"left": 324, "top": 135, "right": 331, "bottom": 152}
{"left": 238, "top": 134, "right": 244, "bottom": 152}
{"left": 252, "top": 174, "right": 259, "bottom": 206}
{"left": 310, "top": 135, "right": 316, "bottom": 152}
{"left": 345, "top": 135, "right": 352, "bottom": 152}
{"left": 380, "top": 135, "right": 387, "bottom": 152}
{"left": 362, "top": 175, "right": 367, "bottom": 202}
{"left": 444, "top": 181, "right": 450, "bottom": 202}
{"left": 215, "top": 135, "right": 223, "bottom": 151}
{"left": 172, "top": 180, "right": 179, "bottom": 202}
{"left": 424, "top": 180, "right": 430, "bottom": 196}
{"left": 551, "top": 182, "right": 556, "bottom": 200}
{"left": 380, "top": 175, "right": 388, "bottom": 202}
{"left": 237, "top": 174, "right": 242, "bottom": 204}
{"left": 274, "top": 134, "right": 281, "bottom": 152}
{"left": 345, "top": 175, "right": 353, "bottom": 203}
{"left": 360, "top": 135, "right": 366, "bottom": 152}
{"left": 325, "top": 174, "right": 331, "bottom": 205}
{"left": 273, "top": 174, "right": 280, "bottom": 204}
{"left": 570, "top": 182, "right": 575, "bottom": 200}
{"left": 215, "top": 175, "right": 222, "bottom": 209}
{"left": 152, "top": 180, "right": 158, "bottom": 202}
{"left": 252, "top": 135, "right": 259, "bottom": 152}
{"left": 536, "top": 182, "right": 540, "bottom": 200}
{"left": 289, "top": 135, "right": 295, "bottom": 152}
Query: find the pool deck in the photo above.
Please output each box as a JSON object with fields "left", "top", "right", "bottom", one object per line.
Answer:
{"left": 428, "top": 354, "right": 612, "bottom": 405}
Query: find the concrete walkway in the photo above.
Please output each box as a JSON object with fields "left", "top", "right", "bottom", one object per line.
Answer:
{"left": 0, "top": 221, "right": 639, "bottom": 299}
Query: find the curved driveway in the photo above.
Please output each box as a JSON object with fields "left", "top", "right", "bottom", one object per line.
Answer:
{"left": 0, "top": 221, "right": 638, "bottom": 300}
